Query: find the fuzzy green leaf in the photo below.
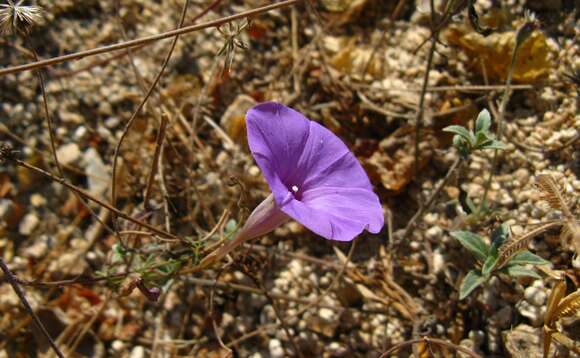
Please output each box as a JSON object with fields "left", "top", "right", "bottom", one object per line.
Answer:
{"left": 443, "top": 125, "right": 476, "bottom": 145}
{"left": 459, "top": 270, "right": 485, "bottom": 300}
{"left": 475, "top": 109, "right": 491, "bottom": 133}
{"left": 501, "top": 265, "right": 541, "bottom": 279}
{"left": 450, "top": 231, "right": 489, "bottom": 261}
{"left": 475, "top": 131, "right": 492, "bottom": 147}
{"left": 482, "top": 253, "right": 500, "bottom": 277}
{"left": 507, "top": 251, "right": 551, "bottom": 266}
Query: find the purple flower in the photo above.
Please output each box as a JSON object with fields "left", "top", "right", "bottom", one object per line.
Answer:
{"left": 200, "top": 102, "right": 383, "bottom": 268}
{"left": 245, "top": 102, "right": 383, "bottom": 241}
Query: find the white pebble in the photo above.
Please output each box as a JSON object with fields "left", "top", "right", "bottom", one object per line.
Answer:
{"left": 268, "top": 339, "right": 284, "bottom": 358}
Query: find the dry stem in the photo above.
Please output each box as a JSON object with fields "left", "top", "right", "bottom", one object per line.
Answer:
{"left": 0, "top": 0, "right": 301, "bottom": 77}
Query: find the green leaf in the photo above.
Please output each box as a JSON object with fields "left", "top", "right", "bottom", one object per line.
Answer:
{"left": 450, "top": 231, "right": 489, "bottom": 261}
{"left": 459, "top": 270, "right": 485, "bottom": 300}
{"left": 480, "top": 140, "right": 507, "bottom": 150}
{"left": 475, "top": 131, "right": 491, "bottom": 147}
{"left": 443, "top": 125, "right": 476, "bottom": 145}
{"left": 452, "top": 135, "right": 471, "bottom": 158}
{"left": 501, "top": 265, "right": 541, "bottom": 279}
{"left": 491, "top": 224, "right": 510, "bottom": 251}
{"left": 482, "top": 253, "right": 500, "bottom": 276}
{"left": 475, "top": 109, "right": 491, "bottom": 133}
{"left": 507, "top": 251, "right": 551, "bottom": 266}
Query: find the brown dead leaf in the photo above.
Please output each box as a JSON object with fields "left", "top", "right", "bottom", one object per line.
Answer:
{"left": 445, "top": 24, "right": 553, "bottom": 83}
{"left": 365, "top": 127, "right": 439, "bottom": 193}
{"left": 329, "top": 37, "right": 383, "bottom": 79}
{"left": 221, "top": 95, "right": 256, "bottom": 148}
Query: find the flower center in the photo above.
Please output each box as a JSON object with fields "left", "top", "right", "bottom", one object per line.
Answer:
{"left": 291, "top": 185, "right": 299, "bottom": 193}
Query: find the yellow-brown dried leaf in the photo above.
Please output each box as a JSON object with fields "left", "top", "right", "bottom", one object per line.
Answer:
{"left": 445, "top": 25, "right": 553, "bottom": 83}
{"left": 329, "top": 38, "right": 383, "bottom": 79}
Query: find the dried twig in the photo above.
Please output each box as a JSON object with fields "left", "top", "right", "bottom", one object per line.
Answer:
{"left": 0, "top": 258, "right": 64, "bottom": 358}
{"left": 110, "top": 0, "right": 194, "bottom": 225}
{"left": 0, "top": 0, "right": 301, "bottom": 77}
{"left": 9, "top": 157, "right": 179, "bottom": 240}
{"left": 400, "top": 156, "right": 462, "bottom": 243}
{"left": 480, "top": 15, "right": 540, "bottom": 212}
{"left": 413, "top": 0, "right": 440, "bottom": 203}
{"left": 144, "top": 113, "right": 169, "bottom": 209}
{"left": 496, "top": 221, "right": 563, "bottom": 268}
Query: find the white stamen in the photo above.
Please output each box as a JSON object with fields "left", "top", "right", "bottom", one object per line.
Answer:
{"left": 291, "top": 185, "right": 299, "bottom": 193}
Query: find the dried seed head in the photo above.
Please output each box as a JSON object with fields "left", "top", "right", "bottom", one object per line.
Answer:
{"left": 0, "top": 143, "right": 15, "bottom": 164}
{"left": 0, "top": 0, "right": 43, "bottom": 35}
{"left": 515, "top": 10, "right": 540, "bottom": 49}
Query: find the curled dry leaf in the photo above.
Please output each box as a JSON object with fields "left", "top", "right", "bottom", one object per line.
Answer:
{"left": 544, "top": 279, "right": 580, "bottom": 357}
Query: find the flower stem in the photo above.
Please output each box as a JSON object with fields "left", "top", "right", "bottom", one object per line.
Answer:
{"left": 198, "top": 234, "right": 247, "bottom": 269}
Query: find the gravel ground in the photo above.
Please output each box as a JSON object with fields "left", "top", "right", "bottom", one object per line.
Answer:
{"left": 0, "top": 0, "right": 579, "bottom": 357}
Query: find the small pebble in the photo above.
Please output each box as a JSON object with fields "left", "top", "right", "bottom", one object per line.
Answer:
{"left": 19, "top": 213, "right": 39, "bottom": 235}
{"left": 268, "top": 339, "right": 284, "bottom": 358}
{"left": 56, "top": 143, "right": 81, "bottom": 166}
{"left": 129, "top": 346, "right": 145, "bottom": 358}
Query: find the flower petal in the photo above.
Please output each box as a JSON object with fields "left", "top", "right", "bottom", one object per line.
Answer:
{"left": 280, "top": 187, "right": 383, "bottom": 241}
{"left": 297, "top": 120, "right": 373, "bottom": 192}
{"left": 246, "top": 102, "right": 310, "bottom": 204}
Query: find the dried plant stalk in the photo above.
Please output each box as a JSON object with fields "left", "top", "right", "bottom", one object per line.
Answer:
{"left": 545, "top": 280, "right": 568, "bottom": 327}
{"left": 543, "top": 281, "right": 580, "bottom": 357}
{"left": 496, "top": 221, "right": 561, "bottom": 268}
{"left": 535, "top": 174, "right": 579, "bottom": 254}
{"left": 535, "top": 174, "right": 574, "bottom": 218}
{"left": 553, "top": 290, "right": 580, "bottom": 322}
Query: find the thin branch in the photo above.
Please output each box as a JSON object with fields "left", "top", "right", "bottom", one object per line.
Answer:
{"left": 28, "top": 46, "right": 119, "bottom": 243}
{"left": 479, "top": 27, "right": 520, "bottom": 212}
{"left": 143, "top": 111, "right": 169, "bottom": 209}
{"left": 110, "top": 0, "right": 194, "bottom": 224}
{"left": 10, "top": 157, "right": 179, "bottom": 240}
{"left": 0, "top": 258, "right": 64, "bottom": 358}
{"left": 413, "top": 18, "right": 439, "bottom": 199}
{"left": 0, "top": 0, "right": 302, "bottom": 77}
{"left": 400, "top": 156, "right": 461, "bottom": 242}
